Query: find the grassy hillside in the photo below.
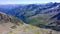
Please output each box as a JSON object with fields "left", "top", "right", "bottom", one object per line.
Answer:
{"left": 0, "top": 12, "right": 55, "bottom": 34}
{"left": 25, "top": 14, "right": 51, "bottom": 25}
{"left": 0, "top": 3, "right": 60, "bottom": 34}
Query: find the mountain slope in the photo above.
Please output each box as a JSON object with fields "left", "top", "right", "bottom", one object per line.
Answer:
{"left": 0, "top": 12, "right": 58, "bottom": 34}
{"left": 0, "top": 12, "right": 23, "bottom": 25}
{"left": 0, "top": 3, "right": 56, "bottom": 21}
{"left": 0, "top": 2, "right": 60, "bottom": 34}
{"left": 0, "top": 2, "right": 60, "bottom": 22}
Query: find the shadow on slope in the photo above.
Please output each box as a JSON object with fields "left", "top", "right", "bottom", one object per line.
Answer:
{"left": 24, "top": 14, "right": 60, "bottom": 31}
{"left": 0, "top": 2, "right": 60, "bottom": 31}
{"left": 0, "top": 12, "right": 60, "bottom": 32}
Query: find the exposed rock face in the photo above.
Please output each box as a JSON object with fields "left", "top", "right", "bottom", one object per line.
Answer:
{"left": 0, "top": 12, "right": 24, "bottom": 34}
{"left": 0, "top": 12, "right": 23, "bottom": 25}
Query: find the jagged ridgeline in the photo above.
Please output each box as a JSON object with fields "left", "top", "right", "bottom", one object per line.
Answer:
{"left": 0, "top": 12, "right": 23, "bottom": 25}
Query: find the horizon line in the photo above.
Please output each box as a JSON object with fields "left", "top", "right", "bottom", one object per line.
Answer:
{"left": 0, "top": 2, "right": 60, "bottom": 5}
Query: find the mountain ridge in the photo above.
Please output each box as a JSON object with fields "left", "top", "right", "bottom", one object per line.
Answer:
{"left": 0, "top": 2, "right": 60, "bottom": 31}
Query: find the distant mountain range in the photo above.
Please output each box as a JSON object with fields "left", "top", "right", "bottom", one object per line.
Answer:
{"left": 0, "top": 2, "right": 60, "bottom": 31}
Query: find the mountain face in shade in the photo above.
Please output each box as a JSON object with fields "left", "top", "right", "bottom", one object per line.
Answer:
{"left": 50, "top": 13, "right": 60, "bottom": 20}
{"left": 0, "top": 2, "right": 59, "bottom": 21}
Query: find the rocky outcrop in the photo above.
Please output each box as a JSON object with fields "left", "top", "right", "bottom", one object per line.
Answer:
{"left": 0, "top": 12, "right": 23, "bottom": 25}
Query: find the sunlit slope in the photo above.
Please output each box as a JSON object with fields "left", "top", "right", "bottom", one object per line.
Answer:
{"left": 25, "top": 14, "right": 51, "bottom": 25}
{"left": 0, "top": 12, "right": 60, "bottom": 34}
{"left": 0, "top": 12, "right": 55, "bottom": 34}
{"left": 0, "top": 12, "right": 23, "bottom": 25}
{"left": 9, "top": 23, "right": 60, "bottom": 34}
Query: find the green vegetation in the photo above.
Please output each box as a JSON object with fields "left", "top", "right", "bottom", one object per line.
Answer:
{"left": 25, "top": 14, "right": 51, "bottom": 26}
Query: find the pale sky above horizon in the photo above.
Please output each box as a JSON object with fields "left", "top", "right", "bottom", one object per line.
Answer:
{"left": 0, "top": 0, "right": 60, "bottom": 4}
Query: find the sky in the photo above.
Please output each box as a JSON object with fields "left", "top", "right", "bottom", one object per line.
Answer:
{"left": 0, "top": 0, "right": 60, "bottom": 4}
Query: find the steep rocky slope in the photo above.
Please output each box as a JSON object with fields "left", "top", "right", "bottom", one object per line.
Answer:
{"left": 0, "top": 12, "right": 23, "bottom": 24}
{"left": 0, "top": 12, "right": 23, "bottom": 34}
{"left": 0, "top": 2, "right": 60, "bottom": 34}
{"left": 0, "top": 12, "right": 60, "bottom": 34}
